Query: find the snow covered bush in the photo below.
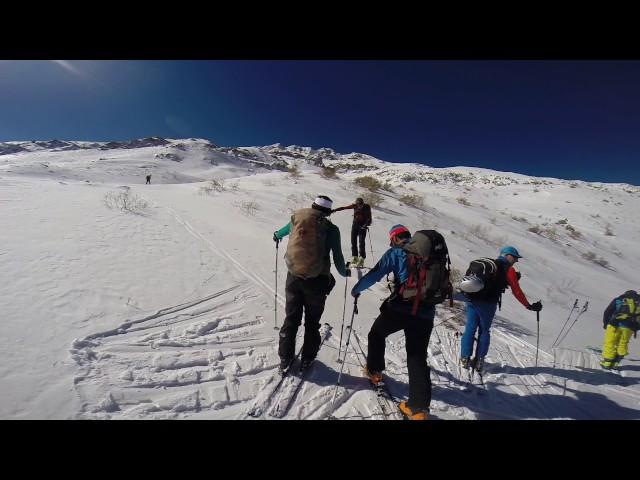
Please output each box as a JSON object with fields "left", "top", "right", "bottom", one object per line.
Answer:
{"left": 604, "top": 224, "right": 615, "bottom": 236}
{"left": 457, "top": 197, "right": 470, "bottom": 206}
{"left": 103, "top": 190, "right": 148, "bottom": 213}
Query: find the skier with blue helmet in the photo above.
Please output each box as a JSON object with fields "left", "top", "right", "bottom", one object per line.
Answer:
{"left": 459, "top": 246, "right": 542, "bottom": 372}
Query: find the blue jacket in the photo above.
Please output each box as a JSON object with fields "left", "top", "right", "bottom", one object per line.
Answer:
{"left": 352, "top": 245, "right": 408, "bottom": 296}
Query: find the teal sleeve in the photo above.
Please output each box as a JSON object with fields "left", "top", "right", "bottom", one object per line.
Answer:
{"left": 329, "top": 226, "right": 347, "bottom": 277}
{"left": 274, "top": 222, "right": 291, "bottom": 240}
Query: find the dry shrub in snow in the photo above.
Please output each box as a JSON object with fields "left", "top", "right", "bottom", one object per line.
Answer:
{"left": 381, "top": 181, "right": 395, "bottom": 192}
{"left": 287, "top": 164, "right": 302, "bottom": 179}
{"left": 582, "top": 251, "right": 610, "bottom": 268}
{"left": 399, "top": 194, "right": 425, "bottom": 208}
{"left": 565, "top": 224, "right": 582, "bottom": 239}
{"left": 354, "top": 176, "right": 382, "bottom": 191}
{"left": 199, "top": 178, "right": 226, "bottom": 195}
{"left": 320, "top": 167, "right": 338, "bottom": 179}
{"left": 234, "top": 200, "right": 259, "bottom": 217}
{"left": 103, "top": 190, "right": 148, "bottom": 213}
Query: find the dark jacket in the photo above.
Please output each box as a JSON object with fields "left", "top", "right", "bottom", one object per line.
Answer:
{"left": 333, "top": 203, "right": 372, "bottom": 227}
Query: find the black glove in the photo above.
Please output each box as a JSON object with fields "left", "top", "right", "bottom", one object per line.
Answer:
{"left": 273, "top": 232, "right": 279, "bottom": 243}
{"left": 345, "top": 268, "right": 352, "bottom": 277}
{"left": 516, "top": 271, "right": 522, "bottom": 280}
{"left": 527, "top": 301, "right": 542, "bottom": 312}
{"left": 351, "top": 291, "right": 360, "bottom": 298}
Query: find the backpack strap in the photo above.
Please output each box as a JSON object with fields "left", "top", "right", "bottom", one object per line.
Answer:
{"left": 411, "top": 257, "right": 427, "bottom": 315}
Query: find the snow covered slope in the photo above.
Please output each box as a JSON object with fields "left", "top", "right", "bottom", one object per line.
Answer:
{"left": 1, "top": 138, "right": 638, "bottom": 419}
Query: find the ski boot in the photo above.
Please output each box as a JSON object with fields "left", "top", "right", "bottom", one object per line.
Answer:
{"left": 460, "top": 357, "right": 471, "bottom": 369}
{"left": 399, "top": 401, "right": 428, "bottom": 420}
{"left": 299, "top": 358, "right": 314, "bottom": 373}
{"left": 279, "top": 357, "right": 294, "bottom": 375}
{"left": 363, "top": 368, "right": 383, "bottom": 385}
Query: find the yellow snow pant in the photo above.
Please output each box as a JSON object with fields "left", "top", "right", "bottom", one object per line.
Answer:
{"left": 601, "top": 325, "right": 633, "bottom": 367}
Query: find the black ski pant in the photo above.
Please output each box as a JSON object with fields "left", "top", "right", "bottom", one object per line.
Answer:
{"left": 351, "top": 223, "right": 367, "bottom": 258}
{"left": 367, "top": 301, "right": 435, "bottom": 410}
{"left": 278, "top": 272, "right": 334, "bottom": 362}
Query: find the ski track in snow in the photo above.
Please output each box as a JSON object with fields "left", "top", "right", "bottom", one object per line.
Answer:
{"left": 69, "top": 199, "right": 290, "bottom": 419}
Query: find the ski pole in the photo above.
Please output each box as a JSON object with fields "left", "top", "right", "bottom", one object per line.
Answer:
{"left": 367, "top": 228, "right": 375, "bottom": 264}
{"left": 274, "top": 239, "right": 280, "bottom": 330}
{"left": 555, "top": 301, "right": 589, "bottom": 348}
{"left": 337, "top": 275, "right": 349, "bottom": 362}
{"left": 551, "top": 299, "right": 578, "bottom": 349}
{"left": 329, "top": 296, "right": 359, "bottom": 417}
{"left": 535, "top": 310, "right": 540, "bottom": 367}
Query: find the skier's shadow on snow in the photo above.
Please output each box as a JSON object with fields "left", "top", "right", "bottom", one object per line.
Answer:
{"left": 498, "top": 365, "right": 640, "bottom": 388}
{"left": 373, "top": 205, "right": 405, "bottom": 217}
{"left": 420, "top": 364, "right": 640, "bottom": 419}
{"left": 428, "top": 369, "right": 640, "bottom": 420}
{"left": 492, "top": 314, "right": 533, "bottom": 337}
{"left": 304, "top": 360, "right": 411, "bottom": 398}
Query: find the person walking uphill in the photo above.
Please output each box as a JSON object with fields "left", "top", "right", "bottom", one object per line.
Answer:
{"left": 273, "top": 195, "right": 350, "bottom": 373}
{"left": 600, "top": 290, "right": 640, "bottom": 370}
{"left": 332, "top": 197, "right": 372, "bottom": 268}
{"left": 351, "top": 225, "right": 452, "bottom": 420}
{"left": 146, "top": 174, "right": 151, "bottom": 184}
{"left": 459, "top": 246, "right": 542, "bottom": 372}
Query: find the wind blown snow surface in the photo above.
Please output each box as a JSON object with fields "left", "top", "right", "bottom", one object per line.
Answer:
{"left": 1, "top": 138, "right": 638, "bottom": 419}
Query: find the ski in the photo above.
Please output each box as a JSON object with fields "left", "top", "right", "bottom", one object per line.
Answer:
{"left": 267, "top": 323, "right": 332, "bottom": 419}
{"left": 245, "top": 331, "right": 309, "bottom": 418}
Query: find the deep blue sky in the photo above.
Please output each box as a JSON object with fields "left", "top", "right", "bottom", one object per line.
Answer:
{"left": 1, "top": 60, "right": 639, "bottom": 184}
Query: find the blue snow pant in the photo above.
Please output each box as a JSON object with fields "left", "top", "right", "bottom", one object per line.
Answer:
{"left": 460, "top": 300, "right": 498, "bottom": 360}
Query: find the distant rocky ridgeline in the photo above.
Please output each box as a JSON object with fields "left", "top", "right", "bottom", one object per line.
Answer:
{"left": 1, "top": 137, "right": 638, "bottom": 190}
{"left": 0, "top": 137, "right": 180, "bottom": 155}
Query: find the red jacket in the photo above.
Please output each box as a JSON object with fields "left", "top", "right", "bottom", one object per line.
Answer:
{"left": 506, "top": 266, "right": 529, "bottom": 308}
